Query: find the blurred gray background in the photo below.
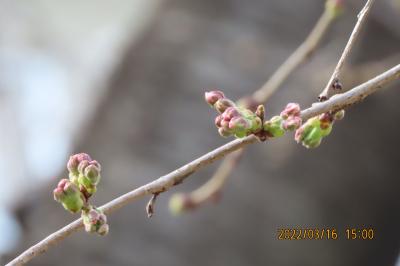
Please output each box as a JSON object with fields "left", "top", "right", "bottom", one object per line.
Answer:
{"left": 1, "top": 0, "right": 400, "bottom": 265}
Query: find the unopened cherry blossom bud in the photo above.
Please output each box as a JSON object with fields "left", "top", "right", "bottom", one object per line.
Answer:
{"left": 333, "top": 109, "right": 345, "bottom": 120}
{"left": 215, "top": 115, "right": 223, "bottom": 127}
{"left": 53, "top": 179, "right": 84, "bottom": 213}
{"left": 228, "top": 117, "right": 249, "bottom": 131}
{"left": 82, "top": 207, "right": 109, "bottom": 236}
{"left": 97, "top": 224, "right": 109, "bottom": 236}
{"left": 77, "top": 160, "right": 90, "bottom": 175}
{"left": 214, "top": 98, "right": 235, "bottom": 113}
{"left": 251, "top": 116, "right": 263, "bottom": 132}
{"left": 223, "top": 107, "right": 240, "bottom": 120}
{"left": 255, "top": 105, "right": 265, "bottom": 121}
{"left": 264, "top": 116, "right": 285, "bottom": 138}
{"left": 205, "top": 90, "right": 225, "bottom": 106}
{"left": 302, "top": 127, "right": 323, "bottom": 148}
{"left": 295, "top": 117, "right": 324, "bottom": 148}
{"left": 84, "top": 164, "right": 101, "bottom": 185}
{"left": 282, "top": 116, "right": 302, "bottom": 131}
{"left": 68, "top": 153, "right": 92, "bottom": 179}
{"left": 280, "top": 103, "right": 301, "bottom": 119}
{"left": 218, "top": 127, "right": 233, "bottom": 137}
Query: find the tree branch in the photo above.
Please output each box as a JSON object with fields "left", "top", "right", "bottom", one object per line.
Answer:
{"left": 181, "top": 2, "right": 339, "bottom": 211}
{"left": 319, "top": 0, "right": 375, "bottom": 101}
{"left": 7, "top": 62, "right": 400, "bottom": 266}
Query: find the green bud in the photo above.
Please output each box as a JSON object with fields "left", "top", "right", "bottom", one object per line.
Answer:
{"left": 264, "top": 116, "right": 285, "bottom": 138}
{"left": 234, "top": 130, "right": 247, "bottom": 138}
{"left": 333, "top": 109, "right": 345, "bottom": 120}
{"left": 302, "top": 127, "right": 323, "bottom": 149}
{"left": 84, "top": 164, "right": 101, "bottom": 185}
{"left": 53, "top": 179, "right": 84, "bottom": 213}
{"left": 218, "top": 127, "right": 233, "bottom": 137}
{"left": 250, "top": 116, "right": 263, "bottom": 132}
{"left": 255, "top": 105, "right": 265, "bottom": 121}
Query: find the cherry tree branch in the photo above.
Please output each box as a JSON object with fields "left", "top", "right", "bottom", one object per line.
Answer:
{"left": 180, "top": 3, "right": 340, "bottom": 211}
{"left": 319, "top": 0, "right": 375, "bottom": 101}
{"left": 7, "top": 62, "right": 400, "bottom": 266}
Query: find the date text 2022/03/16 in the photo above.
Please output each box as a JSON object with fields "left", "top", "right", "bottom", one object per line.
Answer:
{"left": 277, "top": 228, "right": 374, "bottom": 240}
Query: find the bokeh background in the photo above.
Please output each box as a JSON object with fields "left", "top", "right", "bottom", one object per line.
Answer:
{"left": 1, "top": 0, "right": 400, "bottom": 265}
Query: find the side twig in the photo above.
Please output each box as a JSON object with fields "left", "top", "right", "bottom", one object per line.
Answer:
{"left": 319, "top": 0, "right": 375, "bottom": 101}
{"left": 7, "top": 63, "right": 400, "bottom": 266}
{"left": 252, "top": 3, "right": 338, "bottom": 104}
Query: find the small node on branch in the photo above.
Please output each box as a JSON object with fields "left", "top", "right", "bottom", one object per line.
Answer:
{"left": 332, "top": 78, "right": 343, "bottom": 91}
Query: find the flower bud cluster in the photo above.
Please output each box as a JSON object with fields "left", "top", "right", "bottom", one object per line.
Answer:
{"left": 295, "top": 110, "right": 345, "bottom": 148}
{"left": 67, "top": 153, "right": 101, "bottom": 197}
{"left": 206, "top": 90, "right": 262, "bottom": 138}
{"left": 263, "top": 103, "right": 302, "bottom": 138}
{"left": 53, "top": 153, "right": 109, "bottom": 235}
{"left": 82, "top": 207, "right": 109, "bottom": 236}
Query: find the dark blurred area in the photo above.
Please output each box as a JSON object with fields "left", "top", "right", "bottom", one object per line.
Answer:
{"left": 2, "top": 0, "right": 400, "bottom": 265}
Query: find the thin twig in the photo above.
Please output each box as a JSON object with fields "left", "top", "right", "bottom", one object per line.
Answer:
{"left": 183, "top": 4, "right": 338, "bottom": 210}
{"left": 189, "top": 150, "right": 243, "bottom": 206}
{"left": 319, "top": 0, "right": 375, "bottom": 101}
{"left": 252, "top": 4, "right": 336, "bottom": 104}
{"left": 7, "top": 63, "right": 400, "bottom": 266}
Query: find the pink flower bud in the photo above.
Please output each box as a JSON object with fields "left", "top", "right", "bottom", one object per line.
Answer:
{"left": 82, "top": 207, "right": 109, "bottom": 236}
{"left": 77, "top": 160, "right": 90, "bottom": 175}
{"left": 215, "top": 115, "right": 223, "bottom": 127}
{"left": 282, "top": 116, "right": 302, "bottom": 131}
{"left": 205, "top": 90, "right": 225, "bottom": 106}
{"left": 280, "top": 103, "right": 301, "bottom": 119}
{"left": 294, "top": 126, "right": 304, "bottom": 143}
{"left": 223, "top": 107, "right": 240, "bottom": 120}
{"left": 214, "top": 98, "right": 235, "bottom": 113}
{"left": 228, "top": 117, "right": 249, "bottom": 131}
{"left": 53, "top": 178, "right": 84, "bottom": 213}
{"left": 220, "top": 118, "right": 230, "bottom": 129}
{"left": 67, "top": 153, "right": 92, "bottom": 174}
